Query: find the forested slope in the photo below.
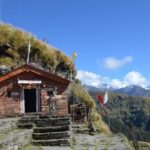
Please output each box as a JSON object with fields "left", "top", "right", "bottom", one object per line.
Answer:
{"left": 89, "top": 91, "right": 150, "bottom": 142}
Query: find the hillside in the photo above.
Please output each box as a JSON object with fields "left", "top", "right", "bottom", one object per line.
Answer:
{"left": 0, "top": 24, "right": 76, "bottom": 79}
{"left": 68, "top": 80, "right": 110, "bottom": 134}
{"left": 89, "top": 91, "right": 150, "bottom": 142}
{"left": 0, "top": 23, "right": 111, "bottom": 136}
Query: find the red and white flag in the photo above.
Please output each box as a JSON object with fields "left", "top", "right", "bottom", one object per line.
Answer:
{"left": 97, "top": 94, "right": 104, "bottom": 107}
{"left": 104, "top": 92, "right": 108, "bottom": 104}
{"left": 97, "top": 92, "right": 108, "bottom": 114}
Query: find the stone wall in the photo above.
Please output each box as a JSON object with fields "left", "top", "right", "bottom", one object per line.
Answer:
{"left": 40, "top": 89, "right": 49, "bottom": 113}
{"left": 0, "top": 118, "right": 33, "bottom": 150}
{"left": 41, "top": 90, "right": 69, "bottom": 116}
{"left": 0, "top": 129, "right": 32, "bottom": 150}
{"left": 0, "top": 84, "right": 20, "bottom": 116}
{"left": 0, "top": 118, "right": 19, "bottom": 134}
{"left": 52, "top": 94, "right": 69, "bottom": 116}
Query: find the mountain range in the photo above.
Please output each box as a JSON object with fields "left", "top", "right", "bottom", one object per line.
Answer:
{"left": 84, "top": 83, "right": 150, "bottom": 142}
{"left": 84, "top": 84, "right": 150, "bottom": 97}
{"left": 88, "top": 87, "right": 150, "bottom": 142}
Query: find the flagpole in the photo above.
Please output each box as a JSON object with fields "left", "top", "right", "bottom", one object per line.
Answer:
{"left": 107, "top": 109, "right": 110, "bottom": 129}
{"left": 26, "top": 40, "right": 31, "bottom": 64}
{"left": 71, "top": 52, "right": 77, "bottom": 80}
{"left": 104, "top": 91, "right": 110, "bottom": 128}
{"left": 71, "top": 52, "right": 77, "bottom": 126}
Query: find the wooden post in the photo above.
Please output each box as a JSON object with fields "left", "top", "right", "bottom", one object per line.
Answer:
{"left": 128, "top": 123, "right": 139, "bottom": 150}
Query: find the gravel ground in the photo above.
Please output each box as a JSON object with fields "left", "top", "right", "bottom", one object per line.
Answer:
{"left": 71, "top": 133, "right": 132, "bottom": 150}
{"left": 42, "top": 146, "right": 71, "bottom": 150}
{"left": 30, "top": 133, "right": 132, "bottom": 150}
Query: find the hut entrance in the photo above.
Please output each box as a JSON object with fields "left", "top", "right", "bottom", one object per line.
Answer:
{"left": 24, "top": 89, "right": 36, "bottom": 112}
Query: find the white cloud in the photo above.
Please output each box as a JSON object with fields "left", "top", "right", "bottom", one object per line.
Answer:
{"left": 77, "top": 70, "right": 103, "bottom": 87}
{"left": 124, "top": 71, "right": 148, "bottom": 88}
{"left": 77, "top": 70, "right": 149, "bottom": 89}
{"left": 109, "top": 79, "right": 125, "bottom": 89}
{"left": 103, "top": 56, "right": 133, "bottom": 70}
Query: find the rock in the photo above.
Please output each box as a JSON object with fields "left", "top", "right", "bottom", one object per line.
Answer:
{"left": 0, "top": 129, "right": 32, "bottom": 150}
{"left": 14, "top": 145, "right": 18, "bottom": 150}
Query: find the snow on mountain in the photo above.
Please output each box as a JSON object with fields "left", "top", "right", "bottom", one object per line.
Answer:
{"left": 84, "top": 84, "right": 150, "bottom": 97}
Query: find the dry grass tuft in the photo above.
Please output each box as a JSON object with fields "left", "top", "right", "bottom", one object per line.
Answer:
{"left": 69, "top": 82, "right": 111, "bottom": 134}
{"left": 90, "top": 110, "right": 111, "bottom": 134}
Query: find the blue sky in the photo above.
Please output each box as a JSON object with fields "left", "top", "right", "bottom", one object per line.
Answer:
{"left": 1, "top": 0, "right": 150, "bottom": 88}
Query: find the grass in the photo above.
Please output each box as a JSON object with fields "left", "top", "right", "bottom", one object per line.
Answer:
{"left": 130, "top": 141, "right": 150, "bottom": 150}
{"left": 69, "top": 82, "right": 111, "bottom": 135}
{"left": 21, "top": 143, "right": 43, "bottom": 150}
{"left": 0, "top": 23, "right": 76, "bottom": 78}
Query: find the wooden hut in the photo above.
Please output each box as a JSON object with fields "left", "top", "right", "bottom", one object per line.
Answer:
{"left": 0, "top": 64, "right": 70, "bottom": 117}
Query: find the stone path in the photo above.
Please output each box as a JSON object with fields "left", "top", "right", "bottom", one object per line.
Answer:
{"left": 23, "top": 133, "right": 132, "bottom": 150}
{"left": 42, "top": 146, "right": 71, "bottom": 150}
{"left": 71, "top": 133, "right": 132, "bottom": 150}
{"left": 0, "top": 128, "right": 132, "bottom": 150}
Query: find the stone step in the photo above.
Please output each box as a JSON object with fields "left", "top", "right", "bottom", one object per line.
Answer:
{"left": 41, "top": 117, "right": 71, "bottom": 121}
{"left": 74, "top": 128, "right": 90, "bottom": 133}
{"left": 32, "top": 131, "right": 70, "bottom": 140}
{"left": 18, "top": 123, "right": 33, "bottom": 129}
{"left": 19, "top": 117, "right": 71, "bottom": 124}
{"left": 21, "top": 115, "right": 39, "bottom": 120}
{"left": 18, "top": 119, "right": 37, "bottom": 124}
{"left": 39, "top": 115, "right": 70, "bottom": 119}
{"left": 33, "top": 125, "right": 70, "bottom": 133}
{"left": 32, "top": 138, "right": 70, "bottom": 146}
{"left": 22, "top": 114, "right": 70, "bottom": 119}
{"left": 23, "top": 112, "right": 44, "bottom": 116}
{"left": 35, "top": 119, "right": 71, "bottom": 127}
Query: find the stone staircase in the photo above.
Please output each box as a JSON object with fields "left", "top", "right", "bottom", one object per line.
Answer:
{"left": 17, "top": 113, "right": 40, "bottom": 129}
{"left": 18, "top": 113, "right": 71, "bottom": 146}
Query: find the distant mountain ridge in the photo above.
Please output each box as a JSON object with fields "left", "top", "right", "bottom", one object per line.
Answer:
{"left": 84, "top": 84, "right": 150, "bottom": 97}
{"left": 113, "top": 85, "right": 150, "bottom": 97}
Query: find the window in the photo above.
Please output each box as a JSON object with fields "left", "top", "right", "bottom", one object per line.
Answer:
{"left": 7, "top": 91, "right": 11, "bottom": 97}
{"left": 47, "top": 91, "right": 53, "bottom": 96}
